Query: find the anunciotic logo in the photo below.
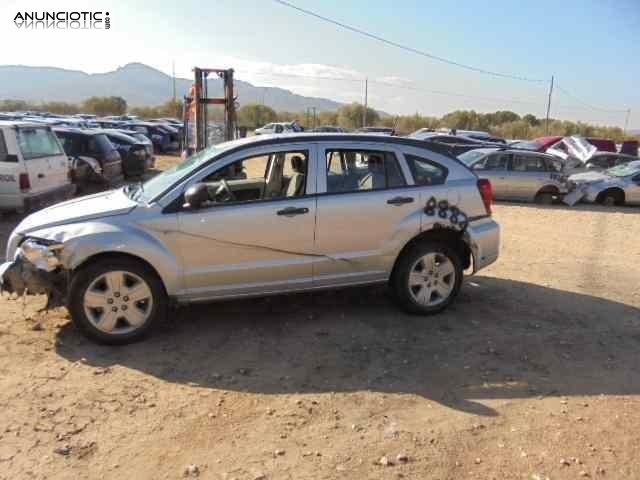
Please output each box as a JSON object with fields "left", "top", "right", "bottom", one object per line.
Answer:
{"left": 14, "top": 11, "right": 111, "bottom": 29}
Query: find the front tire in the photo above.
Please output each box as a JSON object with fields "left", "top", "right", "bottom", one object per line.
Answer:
{"left": 391, "top": 241, "right": 463, "bottom": 315}
{"left": 68, "top": 258, "right": 167, "bottom": 344}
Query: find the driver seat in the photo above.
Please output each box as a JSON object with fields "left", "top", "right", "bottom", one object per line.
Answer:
{"left": 286, "top": 156, "right": 306, "bottom": 197}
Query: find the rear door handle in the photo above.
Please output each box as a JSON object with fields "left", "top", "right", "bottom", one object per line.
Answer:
{"left": 387, "top": 196, "right": 414, "bottom": 205}
{"left": 277, "top": 206, "right": 309, "bottom": 216}
{"left": 37, "top": 173, "right": 45, "bottom": 178}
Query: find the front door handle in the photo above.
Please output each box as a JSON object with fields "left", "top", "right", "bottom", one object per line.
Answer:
{"left": 277, "top": 206, "right": 309, "bottom": 216}
{"left": 38, "top": 173, "right": 45, "bottom": 178}
{"left": 387, "top": 196, "right": 414, "bottom": 205}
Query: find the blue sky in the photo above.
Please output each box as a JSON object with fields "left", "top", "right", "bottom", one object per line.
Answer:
{"left": 1, "top": 0, "right": 639, "bottom": 128}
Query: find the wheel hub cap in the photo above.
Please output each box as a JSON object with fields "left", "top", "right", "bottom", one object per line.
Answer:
{"left": 83, "top": 270, "right": 153, "bottom": 334}
{"left": 408, "top": 252, "right": 456, "bottom": 307}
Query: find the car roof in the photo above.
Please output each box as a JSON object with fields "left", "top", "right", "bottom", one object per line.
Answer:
{"left": 52, "top": 126, "right": 105, "bottom": 136}
{"left": 591, "top": 152, "right": 637, "bottom": 158}
{"left": 216, "top": 133, "right": 458, "bottom": 159}
{"left": 0, "top": 120, "right": 54, "bottom": 129}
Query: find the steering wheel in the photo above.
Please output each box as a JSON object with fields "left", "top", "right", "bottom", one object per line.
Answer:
{"left": 214, "top": 179, "right": 237, "bottom": 203}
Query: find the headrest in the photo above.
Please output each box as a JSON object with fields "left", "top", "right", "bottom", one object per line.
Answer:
{"left": 291, "top": 155, "right": 304, "bottom": 173}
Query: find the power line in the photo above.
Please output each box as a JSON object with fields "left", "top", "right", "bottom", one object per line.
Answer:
{"left": 240, "top": 70, "right": 547, "bottom": 106}
{"left": 555, "top": 84, "right": 628, "bottom": 113}
{"left": 271, "top": 0, "right": 546, "bottom": 83}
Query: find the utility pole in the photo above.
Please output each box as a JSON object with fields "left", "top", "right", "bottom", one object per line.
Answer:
{"left": 545, "top": 75, "right": 554, "bottom": 135}
{"left": 362, "top": 78, "right": 368, "bottom": 128}
{"left": 624, "top": 109, "right": 631, "bottom": 136}
{"left": 312, "top": 106, "right": 317, "bottom": 129}
{"left": 172, "top": 60, "right": 176, "bottom": 102}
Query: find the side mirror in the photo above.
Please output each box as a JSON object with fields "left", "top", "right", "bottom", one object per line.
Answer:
{"left": 183, "top": 183, "right": 209, "bottom": 209}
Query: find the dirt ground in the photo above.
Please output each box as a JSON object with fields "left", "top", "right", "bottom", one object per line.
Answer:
{"left": 0, "top": 158, "right": 639, "bottom": 479}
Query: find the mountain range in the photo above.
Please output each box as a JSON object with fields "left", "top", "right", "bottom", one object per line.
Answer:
{"left": 0, "top": 62, "right": 344, "bottom": 112}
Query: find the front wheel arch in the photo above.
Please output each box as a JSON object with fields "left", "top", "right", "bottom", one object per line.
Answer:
{"left": 596, "top": 188, "right": 625, "bottom": 206}
{"left": 72, "top": 252, "right": 168, "bottom": 298}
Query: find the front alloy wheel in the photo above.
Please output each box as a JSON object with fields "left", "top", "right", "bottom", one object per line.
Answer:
{"left": 83, "top": 271, "right": 153, "bottom": 335}
{"left": 69, "top": 258, "right": 167, "bottom": 344}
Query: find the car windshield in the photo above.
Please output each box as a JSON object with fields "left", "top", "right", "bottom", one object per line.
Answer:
{"left": 458, "top": 149, "right": 489, "bottom": 166}
{"left": 605, "top": 163, "right": 640, "bottom": 177}
{"left": 132, "top": 138, "right": 250, "bottom": 202}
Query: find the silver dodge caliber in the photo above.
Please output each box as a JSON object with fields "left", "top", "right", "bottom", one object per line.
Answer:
{"left": 0, "top": 134, "right": 500, "bottom": 344}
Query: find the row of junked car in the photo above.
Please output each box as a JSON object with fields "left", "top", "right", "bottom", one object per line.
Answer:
{"left": 0, "top": 114, "right": 183, "bottom": 211}
{"left": 409, "top": 129, "right": 640, "bottom": 207}
{"left": 252, "top": 123, "right": 640, "bottom": 207}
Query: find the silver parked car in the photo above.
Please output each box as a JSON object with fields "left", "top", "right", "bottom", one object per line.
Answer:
{"left": 564, "top": 160, "right": 640, "bottom": 206}
{"left": 458, "top": 148, "right": 566, "bottom": 204}
{"left": 0, "top": 134, "right": 500, "bottom": 344}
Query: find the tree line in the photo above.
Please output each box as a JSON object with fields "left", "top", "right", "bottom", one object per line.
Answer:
{"left": 1, "top": 97, "right": 634, "bottom": 142}
{"left": 237, "top": 103, "right": 634, "bottom": 142}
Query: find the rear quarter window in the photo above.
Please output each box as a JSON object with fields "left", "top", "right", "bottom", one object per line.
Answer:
{"left": 89, "top": 134, "right": 115, "bottom": 154}
{"left": 404, "top": 154, "right": 448, "bottom": 186}
{"left": 0, "top": 131, "right": 12, "bottom": 162}
{"left": 17, "top": 127, "right": 64, "bottom": 160}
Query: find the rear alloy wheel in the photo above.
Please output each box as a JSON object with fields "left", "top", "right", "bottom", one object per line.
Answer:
{"left": 392, "top": 242, "right": 463, "bottom": 315}
{"left": 69, "top": 258, "right": 167, "bottom": 344}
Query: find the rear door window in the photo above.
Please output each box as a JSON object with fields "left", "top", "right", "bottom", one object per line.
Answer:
{"left": 17, "top": 127, "right": 63, "bottom": 160}
{"left": 325, "top": 149, "right": 405, "bottom": 193}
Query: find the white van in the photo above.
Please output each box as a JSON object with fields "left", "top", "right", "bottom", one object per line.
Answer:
{"left": 0, "top": 121, "right": 75, "bottom": 211}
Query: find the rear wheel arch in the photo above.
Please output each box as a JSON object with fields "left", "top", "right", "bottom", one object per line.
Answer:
{"left": 391, "top": 228, "right": 471, "bottom": 281}
{"left": 534, "top": 185, "right": 559, "bottom": 204}
{"left": 536, "top": 184, "right": 560, "bottom": 195}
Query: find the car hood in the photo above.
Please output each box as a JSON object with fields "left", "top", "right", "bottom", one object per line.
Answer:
{"left": 15, "top": 188, "right": 137, "bottom": 234}
{"left": 568, "top": 171, "right": 625, "bottom": 187}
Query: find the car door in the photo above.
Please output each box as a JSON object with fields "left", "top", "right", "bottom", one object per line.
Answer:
{"left": 15, "top": 126, "right": 68, "bottom": 194}
{"left": 628, "top": 174, "right": 640, "bottom": 204}
{"left": 313, "top": 141, "right": 420, "bottom": 287}
{"left": 508, "top": 153, "right": 550, "bottom": 200}
{"left": 176, "top": 142, "right": 317, "bottom": 300}
{"left": 472, "top": 153, "right": 511, "bottom": 199}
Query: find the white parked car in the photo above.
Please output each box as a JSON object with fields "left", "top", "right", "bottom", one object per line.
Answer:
{"left": 254, "top": 121, "right": 303, "bottom": 135}
{"left": 0, "top": 121, "right": 74, "bottom": 211}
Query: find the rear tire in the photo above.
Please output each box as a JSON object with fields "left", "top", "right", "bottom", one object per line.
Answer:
{"left": 534, "top": 192, "right": 555, "bottom": 205}
{"left": 68, "top": 257, "right": 167, "bottom": 345}
{"left": 391, "top": 241, "right": 463, "bottom": 315}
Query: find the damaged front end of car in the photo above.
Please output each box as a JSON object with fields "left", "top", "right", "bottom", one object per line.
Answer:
{"left": 0, "top": 237, "right": 69, "bottom": 308}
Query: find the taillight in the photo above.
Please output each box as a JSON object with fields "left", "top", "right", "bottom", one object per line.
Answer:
{"left": 19, "top": 173, "right": 31, "bottom": 192}
{"left": 477, "top": 178, "right": 492, "bottom": 215}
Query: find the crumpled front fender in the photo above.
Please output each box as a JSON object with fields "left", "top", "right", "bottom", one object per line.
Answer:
{"left": 15, "top": 220, "right": 183, "bottom": 297}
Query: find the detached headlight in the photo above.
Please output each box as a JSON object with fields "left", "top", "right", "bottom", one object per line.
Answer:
{"left": 19, "top": 239, "right": 63, "bottom": 272}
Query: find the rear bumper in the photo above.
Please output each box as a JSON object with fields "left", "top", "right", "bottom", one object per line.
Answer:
{"left": 464, "top": 217, "right": 500, "bottom": 273}
{"left": 24, "top": 183, "right": 76, "bottom": 212}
